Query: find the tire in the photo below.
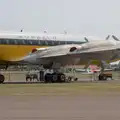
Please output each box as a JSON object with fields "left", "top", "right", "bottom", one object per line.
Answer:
{"left": 106, "top": 77, "right": 112, "bottom": 81}
{"left": 68, "top": 76, "right": 72, "bottom": 81}
{"left": 60, "top": 74, "right": 65, "bottom": 82}
{"left": 52, "top": 74, "right": 58, "bottom": 82}
{"left": 45, "top": 73, "right": 65, "bottom": 83}
{"left": 58, "top": 73, "right": 65, "bottom": 82}
{"left": 26, "top": 77, "right": 32, "bottom": 82}
{"left": 74, "top": 78, "right": 78, "bottom": 81}
{"left": 45, "top": 73, "right": 52, "bottom": 83}
{"left": 103, "top": 76, "right": 107, "bottom": 80}
{"left": 33, "top": 74, "right": 38, "bottom": 81}
{"left": 0, "top": 74, "right": 5, "bottom": 84}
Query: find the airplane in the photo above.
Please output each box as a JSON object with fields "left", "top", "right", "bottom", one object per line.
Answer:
{"left": 0, "top": 31, "right": 119, "bottom": 83}
{"left": 0, "top": 31, "right": 89, "bottom": 83}
{"left": 20, "top": 38, "right": 120, "bottom": 82}
{"left": 0, "top": 31, "right": 87, "bottom": 62}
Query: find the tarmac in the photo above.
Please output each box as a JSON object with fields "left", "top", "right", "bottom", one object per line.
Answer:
{"left": 0, "top": 95, "right": 120, "bottom": 120}
{"left": 2, "top": 70, "right": 120, "bottom": 83}
{"left": 0, "top": 71, "right": 120, "bottom": 120}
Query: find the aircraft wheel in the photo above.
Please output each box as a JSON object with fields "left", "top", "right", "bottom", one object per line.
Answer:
{"left": 0, "top": 74, "right": 5, "bottom": 84}
{"left": 45, "top": 73, "right": 52, "bottom": 83}
{"left": 60, "top": 74, "right": 65, "bottom": 82}
{"left": 67, "top": 76, "right": 72, "bottom": 82}
{"left": 52, "top": 73, "right": 58, "bottom": 82}
{"left": 106, "top": 77, "right": 112, "bottom": 81}
{"left": 74, "top": 78, "right": 78, "bottom": 81}
{"left": 26, "top": 77, "right": 32, "bottom": 82}
{"left": 58, "top": 73, "right": 66, "bottom": 82}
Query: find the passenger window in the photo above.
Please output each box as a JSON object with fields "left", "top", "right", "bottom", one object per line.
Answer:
{"left": 45, "top": 41, "right": 48, "bottom": 45}
{"left": 75, "top": 41, "right": 81, "bottom": 44}
{"left": 60, "top": 41, "right": 65, "bottom": 45}
{"left": 31, "top": 40, "right": 38, "bottom": 45}
{"left": 35, "top": 40, "right": 39, "bottom": 45}
{"left": 67, "top": 41, "right": 73, "bottom": 44}
{"left": 0, "top": 39, "right": 6, "bottom": 44}
{"left": 51, "top": 41, "right": 54, "bottom": 46}
{"left": 17, "top": 39, "right": 23, "bottom": 45}
{"left": 53, "top": 41, "right": 59, "bottom": 45}
{"left": 47, "top": 40, "right": 52, "bottom": 46}
{"left": 58, "top": 41, "right": 60, "bottom": 45}
{"left": 38, "top": 40, "right": 41, "bottom": 45}
{"left": 28, "top": 40, "right": 32, "bottom": 45}
{"left": 1, "top": 39, "right": 7, "bottom": 44}
{"left": 24, "top": 40, "right": 30, "bottom": 45}
{"left": 22, "top": 40, "right": 25, "bottom": 45}
{"left": 40, "top": 40, "right": 45, "bottom": 45}
{"left": 14, "top": 40, "right": 18, "bottom": 44}
{"left": 9, "top": 39, "right": 15, "bottom": 45}
{"left": 6, "top": 39, "right": 9, "bottom": 44}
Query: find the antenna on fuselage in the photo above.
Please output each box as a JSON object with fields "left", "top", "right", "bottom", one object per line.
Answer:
{"left": 20, "top": 29, "right": 24, "bottom": 32}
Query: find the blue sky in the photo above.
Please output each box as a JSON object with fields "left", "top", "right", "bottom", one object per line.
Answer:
{"left": 0, "top": 0, "right": 120, "bottom": 37}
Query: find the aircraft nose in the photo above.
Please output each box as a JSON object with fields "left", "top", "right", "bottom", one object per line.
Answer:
{"left": 22, "top": 55, "right": 37, "bottom": 64}
{"left": 23, "top": 56, "right": 32, "bottom": 62}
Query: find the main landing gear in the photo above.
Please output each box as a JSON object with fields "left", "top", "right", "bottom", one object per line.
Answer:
{"left": 45, "top": 73, "right": 66, "bottom": 83}
{"left": 25, "top": 70, "right": 66, "bottom": 83}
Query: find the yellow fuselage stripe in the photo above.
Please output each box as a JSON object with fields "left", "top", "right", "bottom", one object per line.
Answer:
{"left": 0, "top": 45, "right": 48, "bottom": 61}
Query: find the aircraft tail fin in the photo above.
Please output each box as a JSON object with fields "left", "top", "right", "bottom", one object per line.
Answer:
{"left": 84, "top": 37, "right": 89, "bottom": 42}
{"left": 105, "top": 35, "right": 110, "bottom": 40}
{"left": 112, "top": 35, "right": 120, "bottom": 41}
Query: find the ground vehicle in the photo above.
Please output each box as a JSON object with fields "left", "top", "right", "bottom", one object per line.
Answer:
{"left": 99, "top": 71, "right": 112, "bottom": 80}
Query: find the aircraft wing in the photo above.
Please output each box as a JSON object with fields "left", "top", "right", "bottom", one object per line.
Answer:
{"left": 0, "top": 44, "right": 82, "bottom": 67}
{"left": 22, "top": 44, "right": 82, "bottom": 67}
{"left": 76, "top": 45, "right": 120, "bottom": 54}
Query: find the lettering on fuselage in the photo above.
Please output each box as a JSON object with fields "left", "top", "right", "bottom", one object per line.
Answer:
{"left": 18, "top": 35, "right": 57, "bottom": 41}
{"left": 0, "top": 35, "right": 85, "bottom": 46}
